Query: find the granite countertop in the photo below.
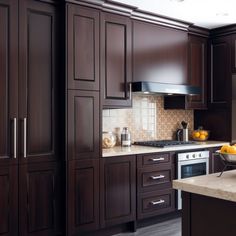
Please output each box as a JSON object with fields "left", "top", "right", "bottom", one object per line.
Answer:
{"left": 173, "top": 169, "right": 236, "bottom": 202}
{"left": 102, "top": 141, "right": 228, "bottom": 157}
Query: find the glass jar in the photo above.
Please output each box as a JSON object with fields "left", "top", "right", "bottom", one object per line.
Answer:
{"left": 121, "top": 127, "right": 131, "bottom": 147}
{"left": 102, "top": 132, "right": 117, "bottom": 148}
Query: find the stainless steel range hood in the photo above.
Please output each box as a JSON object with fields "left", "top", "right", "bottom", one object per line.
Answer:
{"left": 131, "top": 81, "right": 201, "bottom": 95}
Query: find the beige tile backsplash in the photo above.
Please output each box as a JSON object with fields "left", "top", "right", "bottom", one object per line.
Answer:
{"left": 103, "top": 95, "right": 193, "bottom": 143}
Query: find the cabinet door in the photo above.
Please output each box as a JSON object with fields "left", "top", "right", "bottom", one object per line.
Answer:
{"left": 19, "top": 162, "right": 62, "bottom": 236}
{"left": 231, "top": 34, "right": 236, "bottom": 73}
{"left": 67, "top": 90, "right": 100, "bottom": 160}
{"left": 100, "top": 155, "right": 136, "bottom": 227}
{"left": 67, "top": 4, "right": 99, "bottom": 90}
{"left": 209, "top": 36, "right": 231, "bottom": 108}
{"left": 101, "top": 12, "right": 132, "bottom": 108}
{"left": 187, "top": 35, "right": 207, "bottom": 109}
{"left": 67, "top": 159, "right": 99, "bottom": 234}
{"left": 133, "top": 20, "right": 188, "bottom": 85}
{"left": 19, "top": 0, "right": 59, "bottom": 163}
{"left": 0, "top": 0, "right": 18, "bottom": 165}
{"left": 0, "top": 165, "right": 18, "bottom": 236}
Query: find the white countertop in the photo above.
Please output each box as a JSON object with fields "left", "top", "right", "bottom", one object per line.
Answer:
{"left": 173, "top": 169, "right": 236, "bottom": 202}
{"left": 102, "top": 141, "right": 228, "bottom": 157}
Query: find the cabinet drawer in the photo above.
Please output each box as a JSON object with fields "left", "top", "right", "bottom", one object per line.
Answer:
{"left": 137, "top": 189, "right": 175, "bottom": 220}
{"left": 138, "top": 166, "right": 173, "bottom": 192}
{"left": 137, "top": 152, "right": 174, "bottom": 168}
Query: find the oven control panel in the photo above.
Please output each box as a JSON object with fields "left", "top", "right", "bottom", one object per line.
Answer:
{"left": 178, "top": 150, "right": 209, "bottom": 161}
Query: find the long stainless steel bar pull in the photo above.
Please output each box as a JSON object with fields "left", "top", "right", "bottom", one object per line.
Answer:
{"left": 24, "top": 118, "right": 27, "bottom": 158}
{"left": 13, "top": 118, "right": 17, "bottom": 158}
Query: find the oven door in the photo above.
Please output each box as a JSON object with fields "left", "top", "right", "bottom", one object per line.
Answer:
{"left": 177, "top": 158, "right": 209, "bottom": 209}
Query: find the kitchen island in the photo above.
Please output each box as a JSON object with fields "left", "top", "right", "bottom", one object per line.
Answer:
{"left": 173, "top": 170, "right": 236, "bottom": 236}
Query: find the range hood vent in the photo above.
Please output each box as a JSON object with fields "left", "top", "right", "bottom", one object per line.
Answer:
{"left": 132, "top": 81, "right": 201, "bottom": 95}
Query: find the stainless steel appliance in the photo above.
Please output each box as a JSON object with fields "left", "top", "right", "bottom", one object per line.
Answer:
{"left": 134, "top": 140, "right": 196, "bottom": 148}
{"left": 177, "top": 150, "right": 209, "bottom": 209}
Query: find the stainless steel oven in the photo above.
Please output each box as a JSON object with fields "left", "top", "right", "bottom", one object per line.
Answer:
{"left": 177, "top": 150, "right": 209, "bottom": 209}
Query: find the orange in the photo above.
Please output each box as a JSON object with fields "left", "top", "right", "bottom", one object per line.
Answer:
{"left": 220, "top": 145, "right": 230, "bottom": 153}
{"left": 227, "top": 146, "right": 236, "bottom": 154}
{"left": 199, "top": 134, "right": 206, "bottom": 140}
{"left": 193, "top": 132, "right": 200, "bottom": 138}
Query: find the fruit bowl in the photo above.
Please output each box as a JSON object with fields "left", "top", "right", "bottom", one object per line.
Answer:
{"left": 191, "top": 130, "right": 210, "bottom": 141}
{"left": 216, "top": 150, "right": 236, "bottom": 163}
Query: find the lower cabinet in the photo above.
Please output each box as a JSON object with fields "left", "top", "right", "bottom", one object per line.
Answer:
{"left": 19, "top": 162, "right": 63, "bottom": 236}
{"left": 0, "top": 162, "right": 62, "bottom": 236}
{"left": 137, "top": 152, "right": 176, "bottom": 220}
{"left": 0, "top": 165, "right": 18, "bottom": 236}
{"left": 67, "top": 159, "right": 99, "bottom": 235}
{"left": 100, "top": 155, "right": 136, "bottom": 227}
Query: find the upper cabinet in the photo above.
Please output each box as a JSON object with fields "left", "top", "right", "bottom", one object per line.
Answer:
{"left": 133, "top": 20, "right": 188, "bottom": 85}
{"left": 101, "top": 12, "right": 132, "bottom": 108}
{"left": 209, "top": 35, "right": 231, "bottom": 109}
{"left": 186, "top": 34, "right": 208, "bottom": 109}
{"left": 67, "top": 4, "right": 99, "bottom": 91}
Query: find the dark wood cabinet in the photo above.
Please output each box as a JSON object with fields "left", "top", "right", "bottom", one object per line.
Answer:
{"left": 0, "top": 0, "right": 18, "bottom": 166}
{"left": 19, "top": 162, "right": 62, "bottom": 236}
{"left": 67, "top": 90, "right": 100, "bottom": 160}
{"left": 0, "top": 1, "right": 62, "bottom": 235}
{"left": 67, "top": 159, "right": 99, "bottom": 234}
{"left": 209, "top": 36, "right": 231, "bottom": 108}
{"left": 19, "top": 0, "right": 59, "bottom": 164}
{"left": 0, "top": 165, "right": 18, "bottom": 236}
{"left": 137, "top": 152, "right": 176, "bottom": 220}
{"left": 133, "top": 20, "right": 188, "bottom": 85}
{"left": 67, "top": 4, "right": 99, "bottom": 91}
{"left": 101, "top": 12, "right": 132, "bottom": 108}
{"left": 186, "top": 35, "right": 207, "bottom": 109}
{"left": 100, "top": 155, "right": 136, "bottom": 227}
{"left": 231, "top": 34, "right": 236, "bottom": 73}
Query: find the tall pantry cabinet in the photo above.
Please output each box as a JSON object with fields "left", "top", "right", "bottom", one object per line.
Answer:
{"left": 0, "top": 0, "right": 62, "bottom": 236}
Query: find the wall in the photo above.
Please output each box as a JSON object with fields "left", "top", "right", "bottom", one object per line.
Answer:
{"left": 103, "top": 95, "right": 193, "bottom": 143}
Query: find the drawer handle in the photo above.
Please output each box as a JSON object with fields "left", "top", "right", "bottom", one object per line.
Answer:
{"left": 150, "top": 157, "right": 165, "bottom": 162}
{"left": 150, "top": 175, "right": 165, "bottom": 180}
{"left": 151, "top": 199, "right": 165, "bottom": 205}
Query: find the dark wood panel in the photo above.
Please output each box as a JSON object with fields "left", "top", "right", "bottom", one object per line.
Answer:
{"left": 133, "top": 20, "right": 188, "bottom": 85}
{"left": 137, "top": 189, "right": 175, "bottom": 220}
{"left": 231, "top": 34, "right": 236, "bottom": 73}
{"left": 67, "top": 90, "right": 100, "bottom": 160}
{"left": 19, "top": 162, "right": 62, "bottom": 236}
{"left": 187, "top": 35, "right": 207, "bottom": 109}
{"left": 67, "top": 4, "right": 99, "bottom": 90}
{"left": 209, "top": 36, "right": 231, "bottom": 108}
{"left": 67, "top": 159, "right": 99, "bottom": 234}
{"left": 101, "top": 12, "right": 132, "bottom": 108}
{"left": 19, "top": 0, "right": 58, "bottom": 163}
{"left": 0, "top": 0, "right": 18, "bottom": 165}
{"left": 100, "top": 155, "right": 136, "bottom": 227}
{"left": 0, "top": 165, "right": 18, "bottom": 236}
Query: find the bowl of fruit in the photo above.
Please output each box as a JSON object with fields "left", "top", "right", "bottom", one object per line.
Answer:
{"left": 217, "top": 144, "right": 236, "bottom": 163}
{"left": 191, "top": 127, "right": 210, "bottom": 141}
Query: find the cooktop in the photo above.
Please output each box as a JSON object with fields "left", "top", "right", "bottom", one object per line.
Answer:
{"left": 133, "top": 140, "right": 196, "bottom": 148}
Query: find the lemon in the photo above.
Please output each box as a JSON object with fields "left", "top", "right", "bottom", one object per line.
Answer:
{"left": 199, "top": 134, "right": 206, "bottom": 140}
{"left": 193, "top": 132, "right": 200, "bottom": 138}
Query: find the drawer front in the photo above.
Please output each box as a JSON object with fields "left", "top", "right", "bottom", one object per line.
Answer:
{"left": 138, "top": 166, "right": 173, "bottom": 192}
{"left": 138, "top": 189, "right": 175, "bottom": 220}
{"left": 137, "top": 152, "right": 175, "bottom": 168}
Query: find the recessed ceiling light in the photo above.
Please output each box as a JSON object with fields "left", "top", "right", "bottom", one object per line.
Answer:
{"left": 169, "top": 0, "right": 184, "bottom": 2}
{"left": 216, "top": 12, "right": 229, "bottom": 17}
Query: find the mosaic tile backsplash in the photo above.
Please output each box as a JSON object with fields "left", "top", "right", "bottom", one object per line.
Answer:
{"left": 103, "top": 95, "right": 193, "bottom": 143}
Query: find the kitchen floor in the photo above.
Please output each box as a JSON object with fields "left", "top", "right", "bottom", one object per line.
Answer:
{"left": 115, "top": 217, "right": 181, "bottom": 236}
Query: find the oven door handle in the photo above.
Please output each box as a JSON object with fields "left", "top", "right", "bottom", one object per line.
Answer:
{"left": 149, "top": 157, "right": 165, "bottom": 162}
{"left": 150, "top": 174, "right": 165, "bottom": 180}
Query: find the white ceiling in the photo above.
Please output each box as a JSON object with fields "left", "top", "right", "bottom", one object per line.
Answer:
{"left": 111, "top": 0, "right": 236, "bottom": 29}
